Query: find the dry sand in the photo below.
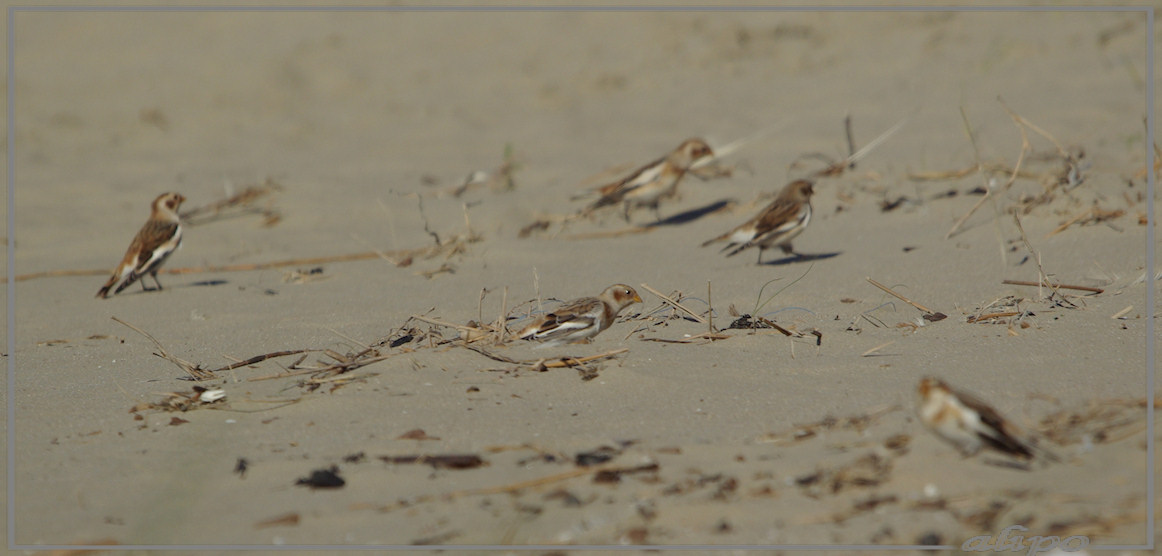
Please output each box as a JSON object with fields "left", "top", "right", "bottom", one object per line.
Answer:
{"left": 7, "top": 4, "right": 1158, "bottom": 553}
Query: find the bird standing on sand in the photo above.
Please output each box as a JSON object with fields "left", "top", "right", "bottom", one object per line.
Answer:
{"left": 916, "top": 376, "right": 1057, "bottom": 462}
{"left": 702, "top": 179, "right": 814, "bottom": 265}
{"left": 96, "top": 192, "right": 185, "bottom": 298}
{"left": 581, "top": 138, "right": 720, "bottom": 222}
{"left": 518, "top": 284, "right": 643, "bottom": 347}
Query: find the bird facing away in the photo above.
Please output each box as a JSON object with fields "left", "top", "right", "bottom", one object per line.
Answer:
{"left": 701, "top": 179, "right": 814, "bottom": 265}
{"left": 518, "top": 284, "right": 643, "bottom": 347}
{"left": 582, "top": 138, "right": 718, "bottom": 222}
{"left": 916, "top": 376, "right": 1057, "bottom": 462}
{"left": 96, "top": 192, "right": 185, "bottom": 299}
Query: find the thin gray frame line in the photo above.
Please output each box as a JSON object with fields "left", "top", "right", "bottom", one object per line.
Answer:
{"left": 1144, "top": 5, "right": 1156, "bottom": 552}
{"left": 5, "top": 4, "right": 1156, "bottom": 13}
{"left": 8, "top": 544, "right": 964, "bottom": 551}
{"left": 5, "top": 4, "right": 15, "bottom": 554}
{"left": 6, "top": 3, "right": 1152, "bottom": 551}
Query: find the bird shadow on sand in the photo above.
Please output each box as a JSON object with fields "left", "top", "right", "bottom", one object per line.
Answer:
{"left": 643, "top": 199, "right": 733, "bottom": 228}
{"left": 187, "top": 279, "right": 229, "bottom": 288}
{"left": 115, "top": 278, "right": 229, "bottom": 297}
{"left": 760, "top": 251, "right": 841, "bottom": 266}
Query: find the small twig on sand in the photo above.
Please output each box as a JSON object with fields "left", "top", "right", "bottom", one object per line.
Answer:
{"left": 214, "top": 350, "right": 315, "bottom": 373}
{"left": 865, "top": 278, "right": 944, "bottom": 321}
{"left": 639, "top": 283, "right": 707, "bottom": 324}
{"left": 458, "top": 343, "right": 627, "bottom": 370}
{"left": 1002, "top": 279, "right": 1103, "bottom": 295}
{"left": 966, "top": 312, "right": 1021, "bottom": 324}
{"left": 860, "top": 340, "right": 896, "bottom": 357}
{"left": 112, "top": 317, "right": 214, "bottom": 380}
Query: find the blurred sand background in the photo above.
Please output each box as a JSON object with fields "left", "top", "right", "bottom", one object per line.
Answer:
{"left": 6, "top": 3, "right": 1159, "bottom": 552}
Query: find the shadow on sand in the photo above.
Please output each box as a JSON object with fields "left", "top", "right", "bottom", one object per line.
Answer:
{"left": 643, "top": 199, "right": 734, "bottom": 229}
{"left": 759, "top": 251, "right": 841, "bottom": 266}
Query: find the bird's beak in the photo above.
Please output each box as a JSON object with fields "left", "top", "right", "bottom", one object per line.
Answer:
{"left": 633, "top": 294, "right": 643, "bottom": 303}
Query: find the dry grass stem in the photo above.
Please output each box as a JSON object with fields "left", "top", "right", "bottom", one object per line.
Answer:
{"left": 112, "top": 317, "right": 214, "bottom": 380}
{"left": 213, "top": 350, "right": 315, "bottom": 373}
{"left": 1002, "top": 279, "right": 1103, "bottom": 294}
{"left": 945, "top": 100, "right": 1036, "bottom": 240}
{"left": 638, "top": 283, "right": 707, "bottom": 324}
{"left": 180, "top": 178, "right": 282, "bottom": 227}
{"left": 865, "top": 277, "right": 943, "bottom": 320}
{"left": 794, "top": 116, "right": 908, "bottom": 178}
{"left": 1046, "top": 207, "right": 1125, "bottom": 237}
{"left": 1011, "top": 215, "right": 1074, "bottom": 307}
{"left": 860, "top": 341, "right": 896, "bottom": 357}
{"left": 459, "top": 343, "right": 628, "bottom": 371}
{"left": 966, "top": 312, "right": 1021, "bottom": 324}
{"left": 1110, "top": 305, "right": 1133, "bottom": 319}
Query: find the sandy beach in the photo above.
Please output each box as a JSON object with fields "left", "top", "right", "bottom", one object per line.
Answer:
{"left": 7, "top": 4, "right": 1158, "bottom": 552}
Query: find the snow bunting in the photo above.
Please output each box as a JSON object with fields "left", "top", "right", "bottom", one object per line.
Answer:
{"left": 582, "top": 138, "right": 719, "bottom": 222}
{"left": 518, "top": 284, "right": 642, "bottom": 347}
{"left": 916, "top": 376, "right": 1055, "bottom": 461}
{"left": 702, "top": 179, "right": 814, "bottom": 264}
{"left": 96, "top": 192, "right": 185, "bottom": 298}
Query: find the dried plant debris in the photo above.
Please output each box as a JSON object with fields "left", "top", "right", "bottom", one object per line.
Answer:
{"left": 342, "top": 452, "right": 367, "bottom": 464}
{"left": 295, "top": 465, "right": 345, "bottom": 489}
{"left": 459, "top": 343, "right": 628, "bottom": 381}
{"left": 574, "top": 445, "right": 624, "bottom": 467}
{"left": 939, "top": 99, "right": 1092, "bottom": 239}
{"left": 129, "top": 386, "right": 226, "bottom": 415}
{"left": 755, "top": 405, "right": 902, "bottom": 444}
{"left": 966, "top": 295, "right": 1035, "bottom": 326}
{"left": 234, "top": 457, "right": 249, "bottom": 478}
{"left": 180, "top": 177, "right": 283, "bottom": 227}
{"left": 253, "top": 512, "right": 300, "bottom": 529}
{"left": 282, "top": 266, "right": 327, "bottom": 284}
{"left": 795, "top": 453, "right": 893, "bottom": 498}
{"left": 1035, "top": 398, "right": 1152, "bottom": 447}
{"left": 593, "top": 463, "right": 660, "bottom": 485}
{"left": 722, "top": 314, "right": 820, "bottom": 343}
{"left": 866, "top": 278, "right": 946, "bottom": 322}
{"left": 379, "top": 454, "right": 488, "bottom": 470}
{"left": 440, "top": 143, "right": 522, "bottom": 198}
{"left": 1001, "top": 279, "right": 1103, "bottom": 295}
{"left": 397, "top": 429, "right": 440, "bottom": 441}
{"left": 789, "top": 115, "right": 907, "bottom": 179}
{"left": 1047, "top": 205, "right": 1125, "bottom": 237}
{"left": 661, "top": 471, "right": 739, "bottom": 499}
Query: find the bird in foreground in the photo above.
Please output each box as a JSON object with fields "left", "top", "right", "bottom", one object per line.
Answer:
{"left": 96, "top": 192, "right": 185, "bottom": 299}
{"left": 580, "top": 138, "right": 721, "bottom": 222}
{"left": 916, "top": 376, "right": 1057, "bottom": 462}
{"left": 518, "top": 284, "right": 643, "bottom": 347}
{"left": 701, "top": 179, "right": 814, "bottom": 265}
